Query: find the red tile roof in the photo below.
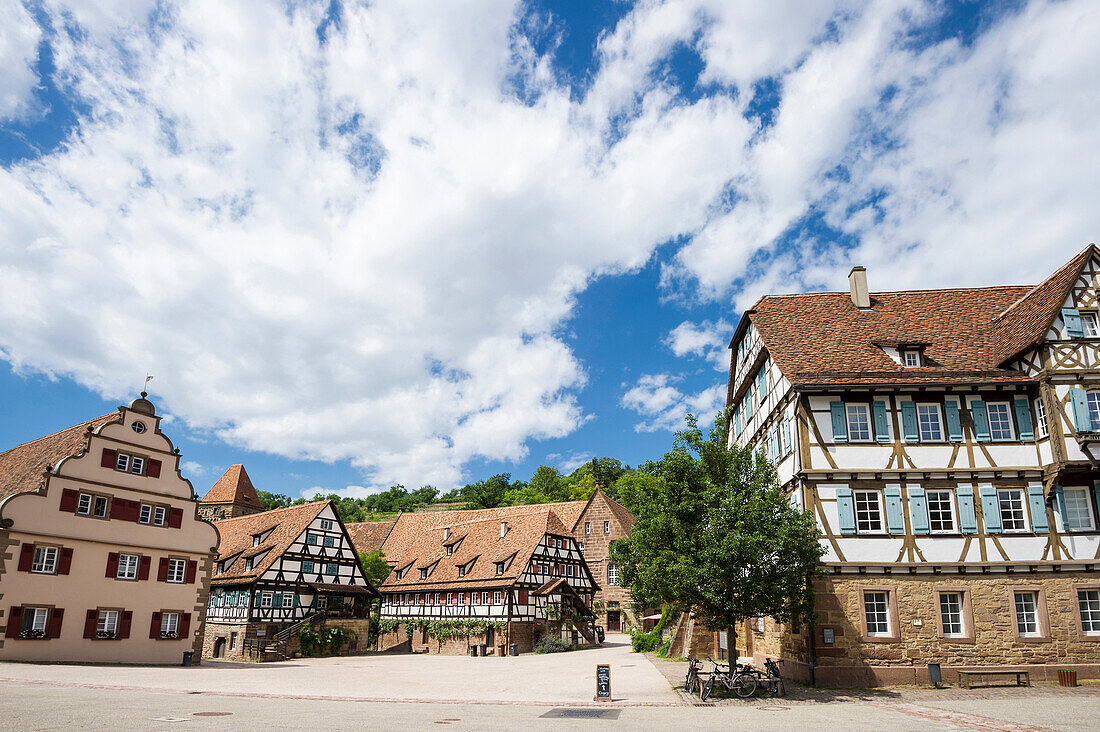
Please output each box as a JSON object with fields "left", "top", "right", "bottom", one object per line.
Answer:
{"left": 201, "top": 464, "right": 262, "bottom": 508}
{"left": 0, "top": 413, "right": 120, "bottom": 502}
{"left": 345, "top": 519, "right": 396, "bottom": 554}
{"left": 210, "top": 501, "right": 328, "bottom": 584}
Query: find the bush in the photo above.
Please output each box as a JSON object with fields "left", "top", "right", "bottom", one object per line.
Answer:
{"left": 630, "top": 629, "right": 658, "bottom": 653}
{"left": 657, "top": 639, "right": 672, "bottom": 657}
{"left": 535, "top": 635, "right": 571, "bottom": 654}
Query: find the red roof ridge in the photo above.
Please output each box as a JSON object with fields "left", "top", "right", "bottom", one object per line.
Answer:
{"left": 201, "top": 464, "right": 261, "bottom": 507}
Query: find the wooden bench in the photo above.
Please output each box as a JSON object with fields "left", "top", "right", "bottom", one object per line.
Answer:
{"left": 957, "top": 670, "right": 1030, "bottom": 689}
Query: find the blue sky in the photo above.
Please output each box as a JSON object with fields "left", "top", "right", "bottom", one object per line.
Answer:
{"left": 2, "top": 0, "right": 1098, "bottom": 499}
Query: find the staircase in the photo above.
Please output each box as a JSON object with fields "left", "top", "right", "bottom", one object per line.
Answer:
{"left": 245, "top": 611, "right": 327, "bottom": 661}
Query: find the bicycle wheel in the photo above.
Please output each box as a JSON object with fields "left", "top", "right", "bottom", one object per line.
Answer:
{"left": 700, "top": 676, "right": 714, "bottom": 701}
{"left": 684, "top": 669, "right": 695, "bottom": 692}
{"left": 734, "top": 674, "right": 758, "bottom": 698}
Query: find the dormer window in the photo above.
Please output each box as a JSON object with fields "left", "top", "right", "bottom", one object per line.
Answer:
{"left": 420, "top": 568, "right": 428, "bottom": 580}
{"left": 495, "top": 562, "right": 504, "bottom": 576}
{"left": 902, "top": 350, "right": 921, "bottom": 368}
{"left": 252, "top": 535, "right": 261, "bottom": 547}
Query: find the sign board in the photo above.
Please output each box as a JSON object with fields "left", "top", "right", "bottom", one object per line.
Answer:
{"left": 595, "top": 664, "right": 611, "bottom": 701}
{"left": 822, "top": 628, "right": 834, "bottom": 645}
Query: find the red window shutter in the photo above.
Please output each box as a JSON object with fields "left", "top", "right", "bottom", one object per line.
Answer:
{"left": 464, "top": 593, "right": 470, "bottom": 605}
{"left": 58, "top": 547, "right": 73, "bottom": 575}
{"left": 83, "top": 609, "right": 98, "bottom": 639}
{"left": 185, "top": 560, "right": 197, "bottom": 584}
{"left": 6, "top": 606, "right": 23, "bottom": 637}
{"left": 119, "top": 610, "right": 132, "bottom": 639}
{"left": 149, "top": 612, "right": 162, "bottom": 639}
{"left": 157, "top": 558, "right": 169, "bottom": 582}
{"left": 138, "top": 555, "right": 151, "bottom": 581}
{"left": 105, "top": 552, "right": 120, "bottom": 578}
{"left": 59, "top": 489, "right": 79, "bottom": 512}
{"left": 180, "top": 613, "right": 192, "bottom": 638}
{"left": 519, "top": 590, "right": 528, "bottom": 604}
{"left": 167, "top": 507, "right": 183, "bottom": 528}
{"left": 100, "top": 449, "right": 118, "bottom": 468}
{"left": 47, "top": 608, "right": 64, "bottom": 639}
{"left": 146, "top": 459, "right": 162, "bottom": 478}
{"left": 126, "top": 499, "right": 141, "bottom": 522}
{"left": 17, "top": 543, "right": 34, "bottom": 572}
{"left": 109, "top": 499, "right": 127, "bottom": 520}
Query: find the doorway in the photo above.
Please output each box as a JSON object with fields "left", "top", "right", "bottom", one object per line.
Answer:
{"left": 607, "top": 610, "right": 621, "bottom": 632}
{"left": 213, "top": 637, "right": 226, "bottom": 658}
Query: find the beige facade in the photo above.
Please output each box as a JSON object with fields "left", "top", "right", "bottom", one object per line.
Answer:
{"left": 0, "top": 396, "right": 219, "bottom": 664}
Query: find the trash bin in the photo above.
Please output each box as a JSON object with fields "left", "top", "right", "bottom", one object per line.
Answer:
{"left": 497, "top": 642, "right": 506, "bottom": 657}
{"left": 509, "top": 643, "right": 518, "bottom": 656}
{"left": 927, "top": 663, "right": 941, "bottom": 687}
{"left": 470, "top": 645, "right": 479, "bottom": 657}
{"left": 479, "top": 644, "right": 488, "bottom": 656}
{"left": 1058, "top": 669, "right": 1078, "bottom": 687}
{"left": 182, "top": 651, "right": 194, "bottom": 667}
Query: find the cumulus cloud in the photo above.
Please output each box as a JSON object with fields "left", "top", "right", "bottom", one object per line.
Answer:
{"left": 180, "top": 460, "right": 205, "bottom": 477}
{"left": 665, "top": 319, "right": 731, "bottom": 371}
{"left": 0, "top": 0, "right": 41, "bottom": 120}
{"left": 621, "top": 374, "right": 724, "bottom": 433}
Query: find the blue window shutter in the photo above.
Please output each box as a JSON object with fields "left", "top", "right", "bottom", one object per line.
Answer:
{"left": 908, "top": 486, "right": 929, "bottom": 535}
{"left": 782, "top": 418, "right": 792, "bottom": 454}
{"left": 1054, "top": 485, "right": 1068, "bottom": 528}
{"left": 901, "top": 402, "right": 919, "bottom": 443}
{"left": 1013, "top": 397, "right": 1034, "bottom": 440}
{"left": 273, "top": 593, "right": 283, "bottom": 608}
{"left": 734, "top": 410, "right": 741, "bottom": 436}
{"left": 970, "top": 400, "right": 991, "bottom": 442}
{"left": 957, "top": 484, "right": 977, "bottom": 534}
{"left": 872, "top": 401, "right": 890, "bottom": 442}
{"left": 979, "top": 484, "right": 1001, "bottom": 534}
{"left": 293, "top": 593, "right": 300, "bottom": 608}
{"left": 1063, "top": 307, "right": 1084, "bottom": 338}
{"left": 1071, "top": 388, "right": 1092, "bottom": 432}
{"left": 830, "top": 402, "right": 848, "bottom": 443}
{"left": 884, "top": 485, "right": 905, "bottom": 535}
{"left": 758, "top": 368, "right": 768, "bottom": 399}
{"left": 836, "top": 487, "right": 856, "bottom": 535}
{"left": 944, "top": 401, "right": 963, "bottom": 442}
{"left": 1026, "top": 484, "right": 1048, "bottom": 533}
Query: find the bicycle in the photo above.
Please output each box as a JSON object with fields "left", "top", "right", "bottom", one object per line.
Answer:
{"left": 762, "top": 657, "right": 783, "bottom": 695}
{"left": 700, "top": 657, "right": 758, "bottom": 700}
{"left": 684, "top": 658, "right": 703, "bottom": 694}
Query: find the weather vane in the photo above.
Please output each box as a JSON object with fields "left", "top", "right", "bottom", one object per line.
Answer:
{"left": 143, "top": 374, "right": 153, "bottom": 396}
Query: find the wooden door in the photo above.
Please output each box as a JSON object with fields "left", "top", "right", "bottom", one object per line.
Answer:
{"left": 607, "top": 610, "right": 621, "bottom": 632}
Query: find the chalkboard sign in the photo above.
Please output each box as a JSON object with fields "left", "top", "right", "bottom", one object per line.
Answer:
{"left": 595, "top": 664, "right": 611, "bottom": 701}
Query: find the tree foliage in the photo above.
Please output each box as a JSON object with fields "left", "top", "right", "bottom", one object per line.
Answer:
{"left": 610, "top": 411, "right": 824, "bottom": 637}
{"left": 358, "top": 549, "right": 392, "bottom": 587}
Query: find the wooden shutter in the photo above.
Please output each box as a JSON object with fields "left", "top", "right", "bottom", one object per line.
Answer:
{"left": 129, "top": 499, "right": 143, "bottom": 522}
{"left": 59, "top": 488, "right": 79, "bottom": 512}
{"left": 757, "top": 368, "right": 768, "bottom": 399}
{"left": 782, "top": 417, "right": 792, "bottom": 453}
{"left": 1013, "top": 398, "right": 1034, "bottom": 441}
{"left": 1054, "top": 485, "right": 1068, "bottom": 528}
{"left": 944, "top": 401, "right": 963, "bottom": 442}
{"left": 1063, "top": 307, "right": 1084, "bottom": 338}
{"left": 105, "top": 552, "right": 120, "bottom": 578}
{"left": 180, "top": 613, "right": 191, "bottom": 638}
{"left": 167, "top": 508, "right": 184, "bottom": 528}
{"left": 273, "top": 593, "right": 283, "bottom": 608}
{"left": 884, "top": 485, "right": 905, "bottom": 535}
{"left": 157, "top": 558, "right": 170, "bottom": 582}
{"left": 150, "top": 612, "right": 162, "bottom": 639}
{"left": 1070, "top": 388, "right": 1092, "bottom": 432}
{"left": 138, "top": 555, "right": 151, "bottom": 581}
{"left": 519, "top": 590, "right": 528, "bottom": 604}
{"left": 100, "top": 448, "right": 118, "bottom": 468}
{"left": 872, "top": 401, "right": 890, "bottom": 442}
{"left": 83, "top": 610, "right": 98, "bottom": 639}
{"left": 6, "top": 606, "right": 23, "bottom": 638}
{"left": 146, "top": 459, "right": 162, "bottom": 478}
{"left": 185, "top": 560, "right": 197, "bottom": 584}
{"left": 829, "top": 402, "right": 847, "bottom": 443}
{"left": 108, "top": 498, "right": 127, "bottom": 520}
{"left": 119, "top": 610, "right": 132, "bottom": 639}
{"left": 835, "top": 487, "right": 856, "bottom": 535}
{"left": 956, "top": 484, "right": 977, "bottom": 534}
{"left": 970, "top": 400, "right": 991, "bottom": 442}
{"left": 47, "top": 608, "right": 64, "bottom": 639}
{"left": 1026, "top": 484, "right": 1048, "bottom": 533}
{"left": 979, "top": 484, "right": 1001, "bottom": 534}
{"left": 908, "top": 486, "right": 929, "bottom": 535}
{"left": 900, "top": 402, "right": 918, "bottom": 443}
{"left": 17, "top": 543, "right": 34, "bottom": 572}
{"left": 58, "top": 547, "right": 73, "bottom": 575}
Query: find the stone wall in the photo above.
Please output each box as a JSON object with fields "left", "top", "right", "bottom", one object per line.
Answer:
{"left": 377, "top": 622, "right": 538, "bottom": 655}
{"left": 201, "top": 620, "right": 256, "bottom": 662}
{"left": 570, "top": 494, "right": 637, "bottom": 630}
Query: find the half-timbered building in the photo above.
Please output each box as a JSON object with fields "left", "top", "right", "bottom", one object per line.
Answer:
{"left": 375, "top": 504, "right": 598, "bottom": 654}
{"left": 201, "top": 499, "right": 378, "bottom": 661}
{"left": 727, "top": 245, "right": 1100, "bottom": 686}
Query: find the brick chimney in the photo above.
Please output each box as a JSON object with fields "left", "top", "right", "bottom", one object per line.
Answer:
{"left": 849, "top": 266, "right": 870, "bottom": 308}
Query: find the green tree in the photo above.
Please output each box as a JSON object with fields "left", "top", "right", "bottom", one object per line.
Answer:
{"left": 460, "top": 473, "right": 517, "bottom": 509}
{"left": 529, "top": 466, "right": 562, "bottom": 496}
{"left": 568, "top": 473, "right": 598, "bottom": 501}
{"left": 610, "top": 411, "right": 823, "bottom": 650}
{"left": 257, "top": 490, "right": 292, "bottom": 511}
{"left": 358, "top": 549, "right": 392, "bottom": 587}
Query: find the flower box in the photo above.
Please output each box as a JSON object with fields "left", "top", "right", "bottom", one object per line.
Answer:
{"left": 18, "top": 629, "right": 46, "bottom": 639}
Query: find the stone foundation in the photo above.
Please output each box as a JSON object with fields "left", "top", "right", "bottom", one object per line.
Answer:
{"left": 203, "top": 618, "right": 373, "bottom": 662}
{"left": 377, "top": 621, "right": 540, "bottom": 655}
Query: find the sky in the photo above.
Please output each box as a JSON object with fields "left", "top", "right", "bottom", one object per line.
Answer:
{"left": 1, "top": 0, "right": 1098, "bottom": 500}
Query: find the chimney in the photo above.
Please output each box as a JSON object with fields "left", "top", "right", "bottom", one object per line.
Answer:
{"left": 849, "top": 266, "right": 870, "bottom": 308}
{"left": 500, "top": 521, "right": 509, "bottom": 539}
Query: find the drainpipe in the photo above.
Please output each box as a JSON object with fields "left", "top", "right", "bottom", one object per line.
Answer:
{"left": 806, "top": 573, "right": 816, "bottom": 687}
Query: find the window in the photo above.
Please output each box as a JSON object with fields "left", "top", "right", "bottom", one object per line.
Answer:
{"left": 1083, "top": 312, "right": 1100, "bottom": 337}
{"left": 1014, "top": 591, "right": 1040, "bottom": 637}
{"left": 1036, "top": 399, "right": 1048, "bottom": 438}
{"left": 21, "top": 607, "right": 49, "bottom": 637}
{"left": 1089, "top": 392, "right": 1100, "bottom": 429}
{"left": 160, "top": 612, "right": 180, "bottom": 638}
{"left": 323, "top": 536, "right": 335, "bottom": 548}
{"left": 458, "top": 565, "right": 466, "bottom": 578}
{"left": 939, "top": 592, "right": 964, "bottom": 637}
{"left": 998, "top": 489, "right": 1028, "bottom": 532}
{"left": 927, "top": 490, "right": 956, "bottom": 533}
{"left": 97, "top": 610, "right": 119, "bottom": 637}
{"left": 117, "top": 553, "right": 140, "bottom": 580}
{"left": 306, "top": 533, "right": 317, "bottom": 546}
{"left": 166, "top": 558, "right": 186, "bottom": 583}
{"left": 604, "top": 521, "right": 610, "bottom": 535}
{"left": 94, "top": 495, "right": 109, "bottom": 518}
{"left": 326, "top": 563, "right": 338, "bottom": 575}
{"left": 447, "top": 593, "right": 454, "bottom": 605}
{"left": 846, "top": 404, "right": 872, "bottom": 441}
{"left": 139, "top": 504, "right": 151, "bottom": 524}
{"left": 252, "top": 535, "right": 261, "bottom": 547}
{"left": 917, "top": 404, "right": 943, "bottom": 441}
{"left": 495, "top": 562, "right": 504, "bottom": 576}
{"left": 493, "top": 591, "right": 502, "bottom": 605}
{"left": 903, "top": 350, "right": 922, "bottom": 368}
{"left": 245, "top": 558, "right": 254, "bottom": 571}
{"left": 1063, "top": 487, "right": 1095, "bottom": 531}
{"left": 320, "top": 519, "right": 333, "bottom": 530}
{"left": 260, "top": 592, "right": 273, "bottom": 608}
{"left": 229, "top": 632, "right": 237, "bottom": 650}
{"left": 864, "top": 591, "right": 890, "bottom": 636}
{"left": 854, "top": 491, "right": 884, "bottom": 534}
{"left": 446, "top": 544, "right": 454, "bottom": 556}
{"left": 607, "top": 563, "right": 619, "bottom": 586}
{"left": 1079, "top": 590, "right": 1100, "bottom": 634}
{"left": 130, "top": 456, "right": 144, "bottom": 475}
{"left": 77, "top": 494, "right": 92, "bottom": 515}
{"left": 420, "top": 568, "right": 428, "bottom": 580}
{"left": 116, "top": 453, "right": 129, "bottom": 472}
{"left": 578, "top": 542, "right": 585, "bottom": 555}
{"left": 303, "top": 561, "right": 314, "bottom": 574}
{"left": 987, "top": 403, "right": 1014, "bottom": 441}
{"left": 31, "top": 546, "right": 58, "bottom": 574}
{"left": 585, "top": 522, "right": 590, "bottom": 535}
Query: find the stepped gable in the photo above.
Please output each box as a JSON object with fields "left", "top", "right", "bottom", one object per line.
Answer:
{"left": 345, "top": 519, "right": 396, "bottom": 554}
{"left": 992, "top": 244, "right": 1097, "bottom": 365}
{"left": 202, "top": 464, "right": 262, "bottom": 508}
{"left": 210, "top": 501, "right": 328, "bottom": 584}
{"left": 0, "top": 412, "right": 119, "bottom": 501}
{"left": 379, "top": 504, "right": 568, "bottom": 593}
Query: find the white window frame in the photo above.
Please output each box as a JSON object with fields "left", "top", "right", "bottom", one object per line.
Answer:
{"left": 166, "top": 558, "right": 186, "bottom": 584}
{"left": 1062, "top": 487, "right": 1096, "bottom": 531}
{"left": 161, "top": 612, "right": 180, "bottom": 637}
{"left": 24, "top": 607, "right": 49, "bottom": 634}
{"left": 320, "top": 519, "right": 333, "bottom": 530}
{"left": 1036, "top": 398, "right": 1048, "bottom": 438}
{"left": 585, "top": 522, "right": 590, "bottom": 535}
{"left": 117, "top": 553, "right": 140, "bottom": 580}
{"left": 998, "top": 489, "right": 1029, "bottom": 533}
{"left": 926, "top": 490, "right": 956, "bottom": 534}
{"left": 115, "top": 453, "right": 130, "bottom": 472}
{"left": 93, "top": 495, "right": 109, "bottom": 518}
{"left": 846, "top": 404, "right": 872, "bottom": 442}
{"left": 916, "top": 404, "right": 944, "bottom": 442}
{"left": 97, "top": 610, "right": 119, "bottom": 636}
{"left": 130, "top": 456, "right": 144, "bottom": 475}
{"left": 1083, "top": 311, "right": 1100, "bottom": 338}
{"left": 607, "top": 563, "right": 619, "bottom": 586}
{"left": 153, "top": 506, "right": 166, "bottom": 526}
{"left": 864, "top": 591, "right": 891, "bottom": 637}
{"left": 939, "top": 592, "right": 965, "bottom": 637}
{"left": 260, "top": 592, "right": 273, "bottom": 608}
{"left": 1079, "top": 589, "right": 1100, "bottom": 635}
{"left": 1014, "top": 591, "right": 1040, "bottom": 637}
{"left": 854, "top": 490, "right": 885, "bottom": 534}
{"left": 139, "top": 504, "right": 152, "bottom": 524}
{"left": 77, "top": 493, "right": 92, "bottom": 515}
{"left": 987, "top": 402, "right": 1015, "bottom": 441}
{"left": 903, "top": 350, "right": 922, "bottom": 368}
{"left": 31, "top": 546, "right": 58, "bottom": 574}
{"left": 1088, "top": 392, "right": 1100, "bottom": 430}
{"left": 493, "top": 591, "right": 502, "bottom": 605}
{"left": 604, "top": 521, "right": 610, "bottom": 535}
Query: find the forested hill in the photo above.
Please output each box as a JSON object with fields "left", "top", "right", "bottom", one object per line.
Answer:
{"left": 257, "top": 457, "right": 657, "bottom": 524}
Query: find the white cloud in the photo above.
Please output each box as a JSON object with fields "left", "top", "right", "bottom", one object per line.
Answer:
{"left": 621, "top": 374, "right": 724, "bottom": 433}
{"left": 180, "top": 460, "right": 205, "bottom": 477}
{"left": 0, "top": 1, "right": 42, "bottom": 120}
{"left": 665, "top": 319, "right": 731, "bottom": 371}
{"left": 555, "top": 451, "right": 593, "bottom": 474}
